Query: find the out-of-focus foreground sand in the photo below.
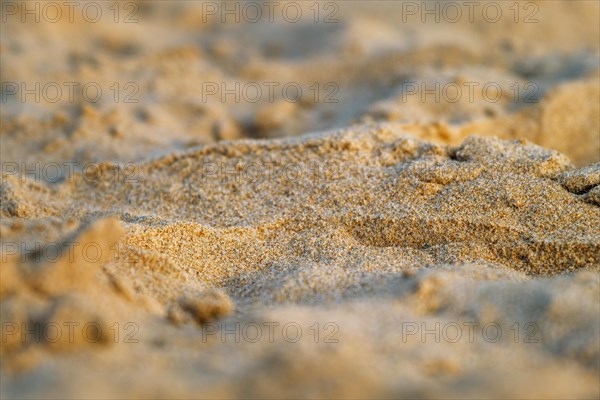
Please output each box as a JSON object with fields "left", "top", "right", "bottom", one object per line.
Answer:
{"left": 1, "top": 1, "right": 599, "bottom": 398}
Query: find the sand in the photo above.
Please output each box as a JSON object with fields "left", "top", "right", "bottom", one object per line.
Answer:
{"left": 1, "top": 1, "right": 599, "bottom": 399}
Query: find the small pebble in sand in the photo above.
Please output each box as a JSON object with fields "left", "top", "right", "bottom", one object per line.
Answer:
{"left": 179, "top": 288, "right": 234, "bottom": 324}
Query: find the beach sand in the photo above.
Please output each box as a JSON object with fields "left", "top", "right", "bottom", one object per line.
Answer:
{"left": 1, "top": 1, "right": 599, "bottom": 398}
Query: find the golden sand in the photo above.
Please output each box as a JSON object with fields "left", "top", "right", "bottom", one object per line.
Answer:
{"left": 1, "top": 1, "right": 599, "bottom": 398}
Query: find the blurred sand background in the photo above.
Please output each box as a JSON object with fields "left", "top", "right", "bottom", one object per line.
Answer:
{"left": 1, "top": 1, "right": 599, "bottom": 398}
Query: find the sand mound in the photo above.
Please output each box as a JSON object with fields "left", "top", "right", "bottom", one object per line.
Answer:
{"left": 2, "top": 125, "right": 599, "bottom": 398}
{"left": 2, "top": 1, "right": 599, "bottom": 398}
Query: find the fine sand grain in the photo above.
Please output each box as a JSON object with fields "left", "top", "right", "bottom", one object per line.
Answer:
{"left": 1, "top": 1, "right": 599, "bottom": 398}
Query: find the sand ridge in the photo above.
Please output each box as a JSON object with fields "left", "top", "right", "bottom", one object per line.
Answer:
{"left": 1, "top": 1, "right": 600, "bottom": 398}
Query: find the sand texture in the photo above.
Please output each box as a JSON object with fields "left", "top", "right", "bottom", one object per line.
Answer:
{"left": 1, "top": 1, "right": 599, "bottom": 398}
